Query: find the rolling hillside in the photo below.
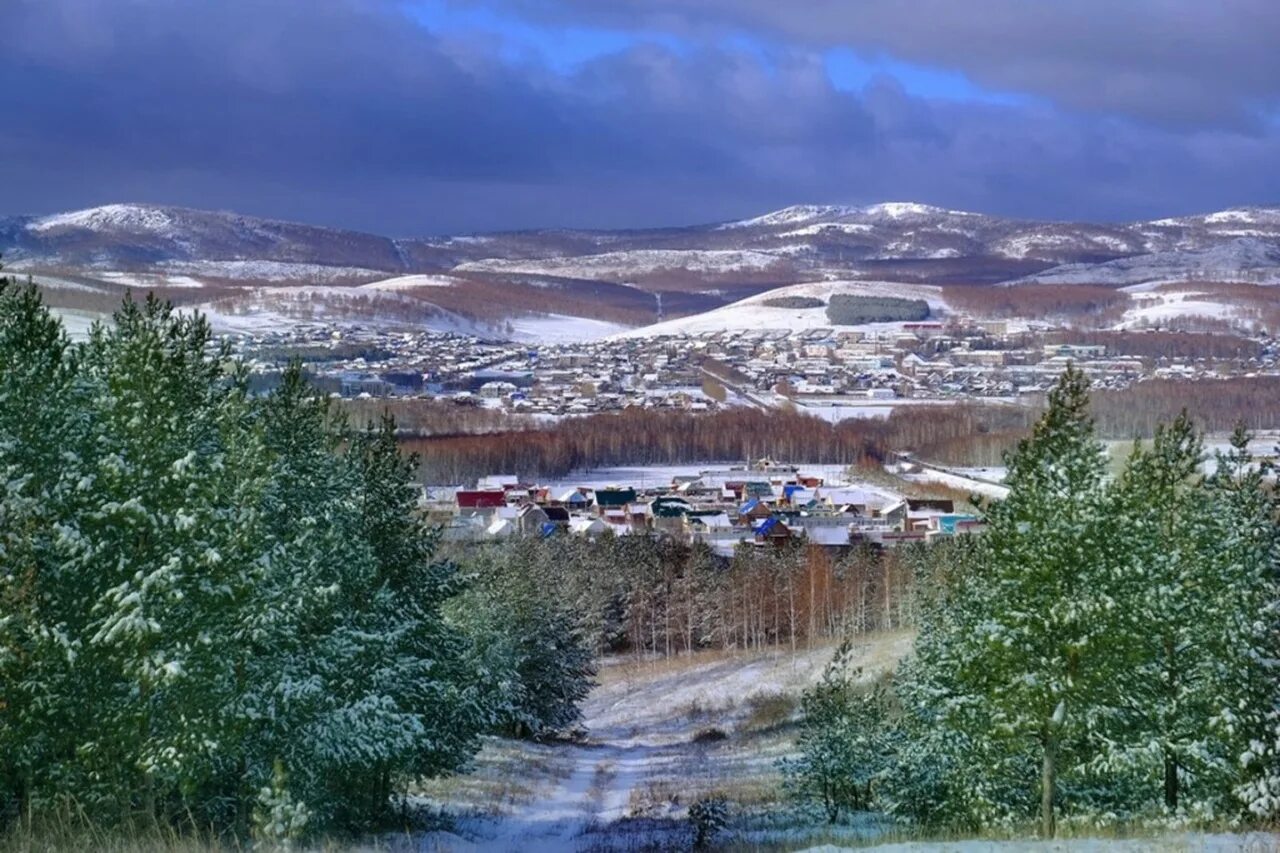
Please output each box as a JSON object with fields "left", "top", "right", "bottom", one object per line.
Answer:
{"left": 5, "top": 201, "right": 1280, "bottom": 338}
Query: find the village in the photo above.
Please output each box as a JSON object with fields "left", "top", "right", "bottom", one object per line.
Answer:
{"left": 419, "top": 459, "right": 987, "bottom": 554}
{"left": 225, "top": 317, "right": 1279, "bottom": 420}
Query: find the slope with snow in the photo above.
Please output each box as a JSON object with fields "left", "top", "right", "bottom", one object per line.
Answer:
{"left": 616, "top": 279, "right": 947, "bottom": 338}
{"left": 453, "top": 248, "right": 791, "bottom": 280}
{"left": 1015, "top": 238, "right": 1280, "bottom": 287}
{"left": 7, "top": 200, "right": 1280, "bottom": 341}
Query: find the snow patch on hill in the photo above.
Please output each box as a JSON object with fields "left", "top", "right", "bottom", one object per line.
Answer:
{"left": 618, "top": 279, "right": 946, "bottom": 338}
{"left": 197, "top": 286, "right": 493, "bottom": 336}
{"left": 455, "top": 249, "right": 788, "bottom": 279}
{"left": 504, "top": 313, "right": 631, "bottom": 343}
{"left": 359, "top": 274, "right": 465, "bottom": 291}
{"left": 98, "top": 271, "right": 205, "bottom": 289}
{"left": 721, "top": 202, "right": 977, "bottom": 231}
{"left": 160, "top": 259, "right": 384, "bottom": 282}
{"left": 29, "top": 204, "right": 176, "bottom": 234}
{"left": 720, "top": 204, "right": 867, "bottom": 230}
{"left": 1116, "top": 289, "right": 1246, "bottom": 330}
{"left": 779, "top": 222, "right": 874, "bottom": 238}
{"left": 1013, "top": 238, "right": 1280, "bottom": 286}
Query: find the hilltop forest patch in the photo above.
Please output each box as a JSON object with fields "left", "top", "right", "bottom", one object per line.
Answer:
{"left": 762, "top": 295, "right": 826, "bottom": 310}
{"left": 825, "top": 294, "right": 930, "bottom": 325}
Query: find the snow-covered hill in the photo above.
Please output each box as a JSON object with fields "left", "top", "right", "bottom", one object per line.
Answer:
{"left": 5, "top": 200, "right": 1280, "bottom": 339}
{"left": 615, "top": 280, "right": 948, "bottom": 338}
{"left": 1014, "top": 237, "right": 1280, "bottom": 287}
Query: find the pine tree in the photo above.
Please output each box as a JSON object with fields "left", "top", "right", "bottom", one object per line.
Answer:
{"left": 1207, "top": 425, "right": 1280, "bottom": 819}
{"left": 783, "top": 640, "right": 894, "bottom": 822}
{"left": 0, "top": 294, "right": 507, "bottom": 835}
{"left": 887, "top": 367, "right": 1114, "bottom": 836}
{"left": 0, "top": 279, "right": 83, "bottom": 823}
{"left": 1102, "top": 412, "right": 1243, "bottom": 813}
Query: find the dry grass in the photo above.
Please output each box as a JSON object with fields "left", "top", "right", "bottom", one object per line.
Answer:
{"left": 597, "top": 639, "right": 845, "bottom": 688}
{"left": 741, "top": 691, "right": 800, "bottom": 733}
{"left": 411, "top": 736, "right": 572, "bottom": 817}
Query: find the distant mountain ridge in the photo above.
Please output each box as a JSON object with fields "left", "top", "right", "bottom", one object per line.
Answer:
{"left": 4, "top": 201, "right": 1280, "bottom": 338}
{"left": 6, "top": 200, "right": 1280, "bottom": 273}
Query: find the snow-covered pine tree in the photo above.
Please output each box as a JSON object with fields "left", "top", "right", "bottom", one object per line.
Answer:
{"left": 1, "top": 293, "right": 506, "bottom": 836}
{"left": 449, "top": 539, "right": 597, "bottom": 739}
{"left": 71, "top": 296, "right": 274, "bottom": 821}
{"left": 783, "top": 640, "right": 894, "bottom": 822}
{"left": 1100, "top": 411, "right": 1260, "bottom": 815}
{"left": 1205, "top": 425, "right": 1280, "bottom": 819}
{"left": 0, "top": 280, "right": 84, "bottom": 823}
{"left": 889, "top": 366, "right": 1114, "bottom": 836}
{"left": 344, "top": 413, "right": 492, "bottom": 820}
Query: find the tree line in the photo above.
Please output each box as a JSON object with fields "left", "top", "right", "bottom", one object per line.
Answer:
{"left": 392, "top": 375, "right": 1280, "bottom": 483}
{"left": 401, "top": 408, "right": 886, "bottom": 484}
{"left": 0, "top": 279, "right": 594, "bottom": 842}
{"left": 441, "top": 536, "right": 924, "bottom": 660}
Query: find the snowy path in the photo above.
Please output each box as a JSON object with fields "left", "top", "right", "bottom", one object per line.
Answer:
{"left": 415, "top": 637, "right": 914, "bottom": 852}
{"left": 423, "top": 742, "right": 667, "bottom": 852}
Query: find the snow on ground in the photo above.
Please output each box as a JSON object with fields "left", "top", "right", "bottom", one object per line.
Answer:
{"left": 585, "top": 634, "right": 914, "bottom": 747}
{"left": 781, "top": 222, "right": 874, "bottom": 238}
{"left": 454, "top": 248, "right": 788, "bottom": 279}
{"left": 950, "top": 466, "right": 1008, "bottom": 482}
{"left": 718, "top": 202, "right": 976, "bottom": 230}
{"left": 159, "top": 259, "right": 385, "bottom": 282}
{"left": 898, "top": 463, "right": 1011, "bottom": 499}
{"left": 617, "top": 279, "right": 947, "bottom": 339}
{"left": 502, "top": 313, "right": 632, "bottom": 343}
{"left": 537, "top": 462, "right": 865, "bottom": 494}
{"left": 359, "top": 273, "right": 466, "bottom": 291}
{"left": 810, "top": 833, "right": 1280, "bottom": 852}
{"left": 28, "top": 203, "right": 176, "bottom": 233}
{"left": 720, "top": 204, "right": 869, "bottom": 229}
{"left": 415, "top": 632, "right": 915, "bottom": 853}
{"left": 796, "top": 397, "right": 969, "bottom": 422}
{"left": 23, "top": 273, "right": 111, "bottom": 293}
{"left": 47, "top": 308, "right": 108, "bottom": 341}
{"left": 195, "top": 286, "right": 498, "bottom": 337}
{"left": 540, "top": 464, "right": 717, "bottom": 493}
{"left": 96, "top": 270, "right": 206, "bottom": 289}
{"left": 1115, "top": 289, "right": 1244, "bottom": 330}
{"left": 797, "top": 402, "right": 896, "bottom": 421}
{"left": 1015, "top": 238, "right": 1280, "bottom": 287}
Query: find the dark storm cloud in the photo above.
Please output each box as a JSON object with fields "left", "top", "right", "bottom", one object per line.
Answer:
{"left": 1, "top": 0, "right": 1279, "bottom": 233}
{"left": 478, "top": 0, "right": 1280, "bottom": 131}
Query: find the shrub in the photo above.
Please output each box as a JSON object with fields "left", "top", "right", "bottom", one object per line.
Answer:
{"left": 688, "top": 796, "right": 729, "bottom": 848}
{"left": 743, "top": 691, "right": 799, "bottom": 732}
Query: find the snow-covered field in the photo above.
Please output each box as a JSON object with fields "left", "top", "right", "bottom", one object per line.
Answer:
{"left": 797, "top": 402, "right": 897, "bottom": 421}
{"left": 1116, "top": 288, "right": 1246, "bottom": 330}
{"left": 502, "top": 312, "right": 631, "bottom": 343}
{"left": 47, "top": 307, "right": 107, "bottom": 341}
{"left": 897, "top": 462, "right": 1012, "bottom": 499}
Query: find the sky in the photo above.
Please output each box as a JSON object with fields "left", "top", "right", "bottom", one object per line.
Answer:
{"left": 3, "top": 0, "right": 1280, "bottom": 235}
